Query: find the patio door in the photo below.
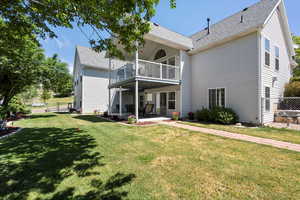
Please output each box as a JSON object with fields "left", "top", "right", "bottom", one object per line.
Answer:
{"left": 160, "top": 92, "right": 167, "bottom": 115}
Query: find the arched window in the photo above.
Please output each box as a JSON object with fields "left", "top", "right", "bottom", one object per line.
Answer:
{"left": 154, "top": 49, "right": 166, "bottom": 60}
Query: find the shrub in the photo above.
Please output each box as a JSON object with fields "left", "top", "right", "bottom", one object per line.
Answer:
{"left": 284, "top": 82, "right": 300, "bottom": 97}
{"left": 196, "top": 108, "right": 211, "bottom": 122}
{"left": 196, "top": 107, "right": 238, "bottom": 124}
{"left": 188, "top": 112, "right": 194, "bottom": 120}
{"left": 212, "top": 107, "right": 238, "bottom": 124}
{"left": 290, "top": 77, "right": 300, "bottom": 83}
{"left": 128, "top": 115, "right": 136, "bottom": 124}
{"left": 172, "top": 112, "right": 180, "bottom": 121}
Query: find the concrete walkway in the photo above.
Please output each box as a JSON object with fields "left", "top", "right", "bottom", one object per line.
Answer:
{"left": 160, "top": 121, "right": 300, "bottom": 153}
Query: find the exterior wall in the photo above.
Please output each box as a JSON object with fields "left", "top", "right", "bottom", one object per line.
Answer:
{"left": 260, "top": 9, "right": 292, "bottom": 123}
{"left": 73, "top": 54, "right": 82, "bottom": 111}
{"left": 191, "top": 33, "right": 259, "bottom": 123}
{"left": 180, "top": 50, "right": 192, "bottom": 117}
{"left": 82, "top": 67, "right": 109, "bottom": 113}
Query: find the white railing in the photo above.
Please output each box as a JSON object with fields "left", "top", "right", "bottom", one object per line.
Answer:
{"left": 111, "top": 63, "right": 135, "bottom": 85}
{"left": 138, "top": 59, "right": 180, "bottom": 81}
{"left": 110, "top": 59, "right": 180, "bottom": 85}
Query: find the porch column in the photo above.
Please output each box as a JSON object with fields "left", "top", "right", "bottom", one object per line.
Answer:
{"left": 119, "top": 87, "right": 122, "bottom": 116}
{"left": 156, "top": 93, "right": 160, "bottom": 114}
{"left": 108, "top": 57, "right": 112, "bottom": 115}
{"left": 135, "top": 43, "right": 139, "bottom": 76}
{"left": 135, "top": 81, "right": 139, "bottom": 121}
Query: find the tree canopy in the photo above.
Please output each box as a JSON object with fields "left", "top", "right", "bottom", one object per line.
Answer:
{"left": 293, "top": 36, "right": 300, "bottom": 76}
{"left": 1, "top": 0, "right": 175, "bottom": 58}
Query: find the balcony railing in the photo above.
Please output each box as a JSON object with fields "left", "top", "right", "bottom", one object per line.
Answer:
{"left": 110, "top": 59, "right": 180, "bottom": 85}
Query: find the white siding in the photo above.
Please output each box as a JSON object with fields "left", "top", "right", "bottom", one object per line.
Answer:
{"left": 82, "top": 67, "right": 109, "bottom": 113}
{"left": 73, "top": 53, "right": 82, "bottom": 110}
{"left": 260, "top": 9, "right": 292, "bottom": 123}
{"left": 191, "top": 33, "right": 259, "bottom": 123}
{"left": 180, "top": 50, "right": 192, "bottom": 117}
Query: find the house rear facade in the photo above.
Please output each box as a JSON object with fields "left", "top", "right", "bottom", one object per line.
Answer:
{"left": 74, "top": 0, "right": 297, "bottom": 124}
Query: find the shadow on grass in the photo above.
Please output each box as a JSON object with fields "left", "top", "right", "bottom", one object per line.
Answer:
{"left": 0, "top": 127, "right": 135, "bottom": 200}
{"left": 73, "top": 115, "right": 111, "bottom": 123}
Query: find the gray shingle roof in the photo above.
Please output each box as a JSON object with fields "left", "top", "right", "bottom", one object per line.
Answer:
{"left": 145, "top": 22, "right": 193, "bottom": 50}
{"left": 76, "top": 46, "right": 109, "bottom": 69}
{"left": 190, "top": 0, "right": 280, "bottom": 53}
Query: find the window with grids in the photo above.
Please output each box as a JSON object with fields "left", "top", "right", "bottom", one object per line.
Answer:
{"left": 275, "top": 46, "right": 280, "bottom": 71}
{"left": 168, "top": 92, "right": 176, "bottom": 109}
{"left": 209, "top": 88, "right": 225, "bottom": 109}
{"left": 265, "top": 87, "right": 270, "bottom": 111}
{"left": 265, "top": 38, "right": 270, "bottom": 66}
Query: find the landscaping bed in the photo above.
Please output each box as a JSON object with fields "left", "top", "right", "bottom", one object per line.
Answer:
{"left": 0, "top": 127, "right": 21, "bottom": 138}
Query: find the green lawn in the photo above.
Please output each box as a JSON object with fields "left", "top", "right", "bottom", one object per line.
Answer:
{"left": 1, "top": 113, "right": 300, "bottom": 199}
{"left": 179, "top": 121, "right": 300, "bottom": 144}
{"left": 30, "top": 96, "right": 73, "bottom": 109}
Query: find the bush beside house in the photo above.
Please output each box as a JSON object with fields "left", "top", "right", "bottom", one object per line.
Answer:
{"left": 284, "top": 81, "right": 300, "bottom": 97}
{"left": 195, "top": 107, "right": 239, "bottom": 125}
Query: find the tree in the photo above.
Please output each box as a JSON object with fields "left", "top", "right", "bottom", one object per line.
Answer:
{"left": 0, "top": 18, "right": 45, "bottom": 117}
{"left": 19, "top": 85, "right": 39, "bottom": 105}
{"left": 41, "top": 89, "right": 52, "bottom": 104}
{"left": 42, "top": 55, "right": 73, "bottom": 97}
{"left": 1, "top": 0, "right": 175, "bottom": 58}
{"left": 293, "top": 36, "right": 300, "bottom": 77}
{"left": 284, "top": 81, "right": 300, "bottom": 97}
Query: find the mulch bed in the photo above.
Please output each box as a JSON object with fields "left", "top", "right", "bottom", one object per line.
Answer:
{"left": 0, "top": 127, "right": 21, "bottom": 138}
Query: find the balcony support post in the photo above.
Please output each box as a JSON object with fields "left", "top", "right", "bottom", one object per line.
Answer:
{"left": 119, "top": 86, "right": 122, "bottom": 116}
{"left": 108, "top": 57, "right": 112, "bottom": 115}
{"left": 135, "top": 80, "right": 139, "bottom": 122}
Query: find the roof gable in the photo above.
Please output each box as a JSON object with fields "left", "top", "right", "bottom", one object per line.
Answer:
{"left": 76, "top": 46, "right": 109, "bottom": 70}
{"left": 189, "top": 0, "right": 281, "bottom": 54}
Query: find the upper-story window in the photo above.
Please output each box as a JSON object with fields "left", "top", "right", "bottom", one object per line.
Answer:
{"left": 275, "top": 46, "right": 280, "bottom": 71}
{"left": 154, "top": 49, "right": 166, "bottom": 60}
{"left": 265, "top": 38, "right": 270, "bottom": 67}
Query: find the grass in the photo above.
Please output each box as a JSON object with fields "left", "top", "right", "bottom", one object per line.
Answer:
{"left": 30, "top": 96, "right": 73, "bottom": 108}
{"left": 0, "top": 113, "right": 299, "bottom": 199}
{"left": 179, "top": 121, "right": 300, "bottom": 144}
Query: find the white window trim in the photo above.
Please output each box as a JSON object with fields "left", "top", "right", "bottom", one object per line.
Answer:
{"left": 167, "top": 91, "right": 176, "bottom": 110}
{"left": 207, "top": 87, "right": 227, "bottom": 109}
{"left": 264, "top": 86, "right": 271, "bottom": 112}
{"left": 264, "top": 37, "right": 271, "bottom": 67}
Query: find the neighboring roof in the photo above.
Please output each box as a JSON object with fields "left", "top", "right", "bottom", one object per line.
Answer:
{"left": 76, "top": 46, "right": 109, "bottom": 70}
{"left": 144, "top": 22, "right": 193, "bottom": 50}
{"left": 189, "top": 0, "right": 281, "bottom": 54}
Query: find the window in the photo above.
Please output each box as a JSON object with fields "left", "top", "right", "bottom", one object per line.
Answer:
{"left": 265, "top": 38, "right": 270, "bottom": 66}
{"left": 154, "top": 49, "right": 166, "bottom": 60}
{"left": 209, "top": 88, "right": 225, "bottom": 109}
{"left": 265, "top": 87, "right": 270, "bottom": 111}
{"left": 275, "top": 46, "right": 280, "bottom": 71}
{"left": 168, "top": 92, "right": 176, "bottom": 109}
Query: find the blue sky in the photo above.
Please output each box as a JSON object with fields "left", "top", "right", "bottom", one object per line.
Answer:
{"left": 39, "top": 0, "right": 300, "bottom": 73}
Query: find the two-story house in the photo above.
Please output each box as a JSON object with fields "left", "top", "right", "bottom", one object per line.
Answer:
{"left": 73, "top": 0, "right": 297, "bottom": 124}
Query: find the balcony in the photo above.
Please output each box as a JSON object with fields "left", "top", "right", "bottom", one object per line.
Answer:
{"left": 110, "top": 59, "right": 180, "bottom": 87}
